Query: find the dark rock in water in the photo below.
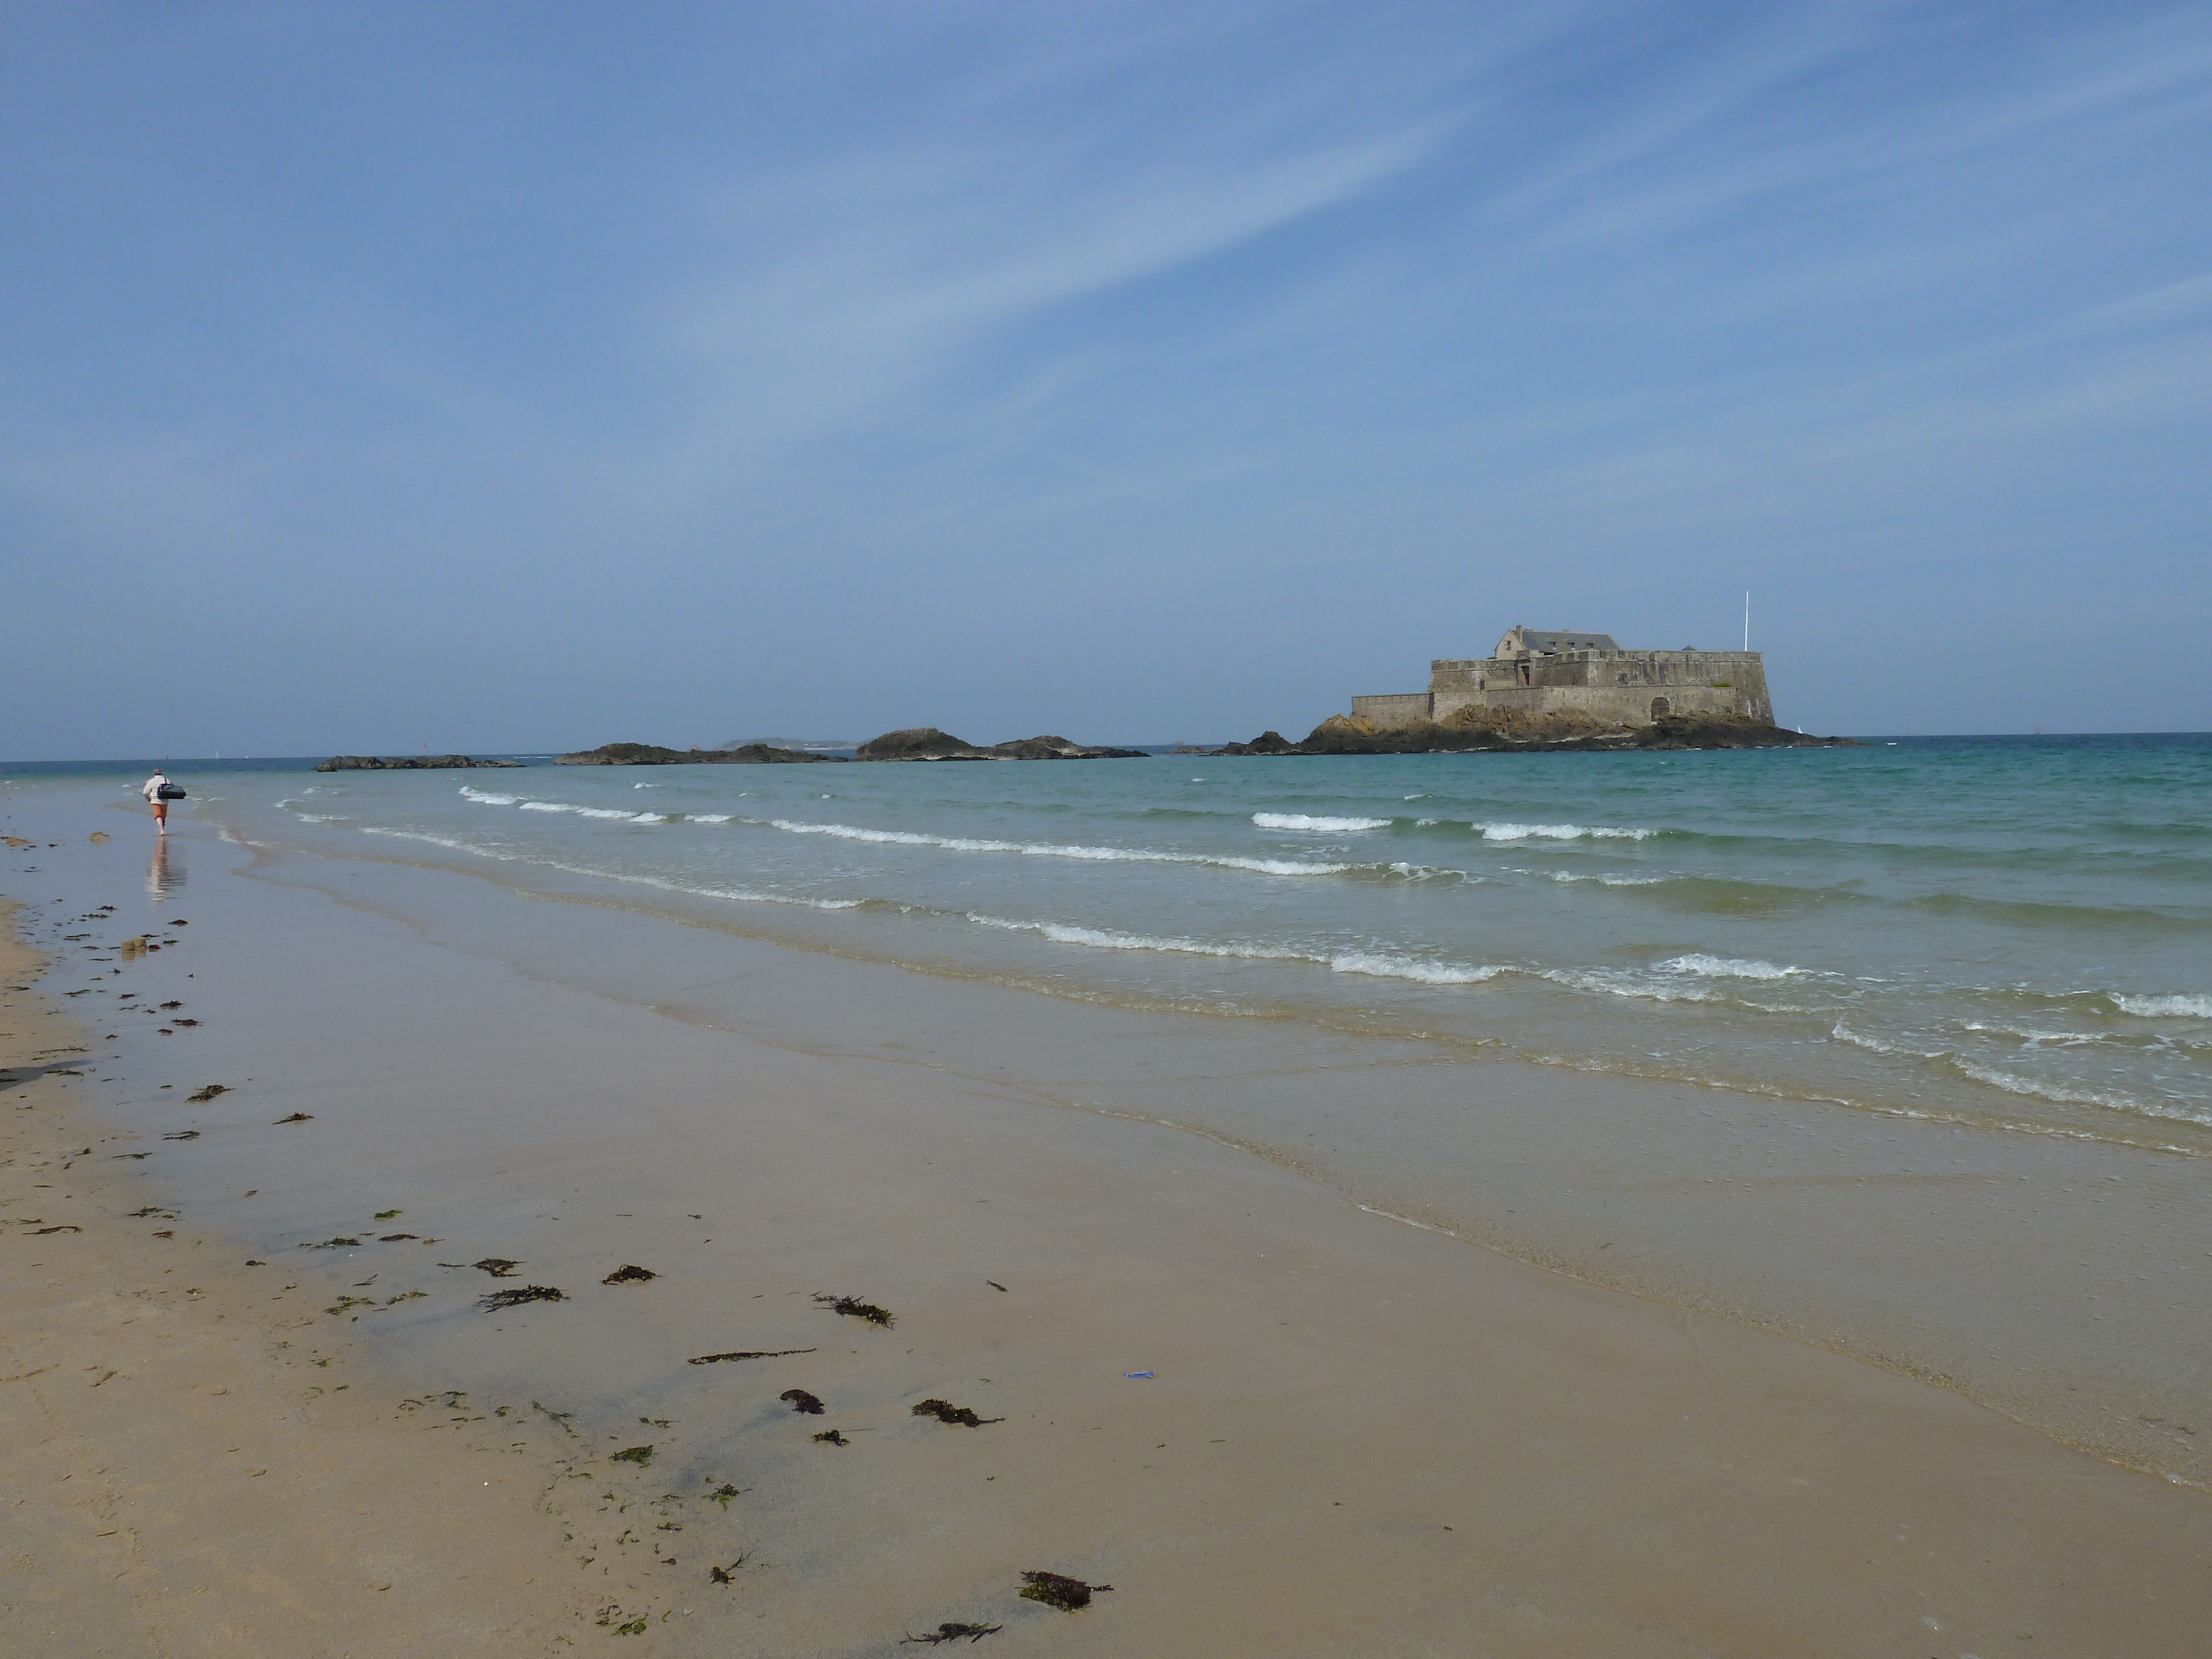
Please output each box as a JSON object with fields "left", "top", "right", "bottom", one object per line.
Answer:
{"left": 1209, "top": 713, "right": 1854, "bottom": 757}
{"left": 1211, "top": 730, "right": 1298, "bottom": 756}
{"left": 316, "top": 755, "right": 523, "bottom": 771}
{"left": 858, "top": 728, "right": 1150, "bottom": 761}
{"left": 555, "top": 742, "right": 843, "bottom": 766}
{"left": 985, "top": 735, "right": 1150, "bottom": 760}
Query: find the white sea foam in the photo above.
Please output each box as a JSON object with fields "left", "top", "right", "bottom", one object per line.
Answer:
{"left": 458, "top": 786, "right": 518, "bottom": 806}
{"left": 1831, "top": 1021, "right": 1933, "bottom": 1057}
{"left": 1660, "top": 954, "right": 1802, "bottom": 980}
{"left": 630, "top": 812, "right": 663, "bottom": 823}
{"left": 1949, "top": 1058, "right": 2160, "bottom": 1116}
{"left": 361, "top": 828, "right": 519, "bottom": 860}
{"left": 767, "top": 818, "right": 1349, "bottom": 877}
{"left": 2111, "top": 993, "right": 2212, "bottom": 1019}
{"left": 518, "top": 801, "right": 638, "bottom": 820}
{"left": 967, "top": 914, "right": 1506, "bottom": 986}
{"left": 363, "top": 826, "right": 858, "bottom": 910}
{"left": 1253, "top": 812, "right": 1391, "bottom": 832}
{"left": 1327, "top": 952, "right": 1506, "bottom": 985}
{"left": 1542, "top": 968, "right": 1725, "bottom": 1004}
{"left": 969, "top": 914, "right": 1293, "bottom": 961}
{"left": 690, "top": 814, "right": 733, "bottom": 824}
{"left": 1522, "top": 869, "right": 1665, "bottom": 886}
{"left": 1958, "top": 1021, "right": 2106, "bottom": 1047}
{"left": 1475, "top": 821, "right": 1655, "bottom": 842}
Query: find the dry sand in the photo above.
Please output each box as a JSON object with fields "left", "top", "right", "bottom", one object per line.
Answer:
{"left": 4, "top": 826, "right": 2210, "bottom": 1657}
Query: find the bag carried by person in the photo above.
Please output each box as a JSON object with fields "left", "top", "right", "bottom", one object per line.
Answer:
{"left": 156, "top": 784, "right": 186, "bottom": 800}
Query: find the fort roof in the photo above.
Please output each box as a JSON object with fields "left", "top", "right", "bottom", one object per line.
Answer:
{"left": 1496, "top": 626, "right": 1620, "bottom": 656}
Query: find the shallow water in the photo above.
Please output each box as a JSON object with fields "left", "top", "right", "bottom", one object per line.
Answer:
{"left": 170, "top": 734, "right": 2212, "bottom": 1151}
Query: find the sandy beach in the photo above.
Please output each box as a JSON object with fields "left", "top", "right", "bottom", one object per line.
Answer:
{"left": 6, "top": 801, "right": 2211, "bottom": 1657}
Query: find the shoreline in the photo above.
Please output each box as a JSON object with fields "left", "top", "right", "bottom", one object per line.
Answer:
{"left": 6, "top": 807, "right": 2211, "bottom": 1655}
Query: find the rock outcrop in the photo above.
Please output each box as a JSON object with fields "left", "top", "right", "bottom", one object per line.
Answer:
{"left": 854, "top": 728, "right": 1149, "bottom": 761}
{"left": 1209, "top": 712, "right": 1853, "bottom": 756}
{"left": 554, "top": 742, "right": 844, "bottom": 766}
{"left": 316, "top": 755, "right": 523, "bottom": 771}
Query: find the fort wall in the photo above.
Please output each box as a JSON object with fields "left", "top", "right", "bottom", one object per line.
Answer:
{"left": 1352, "top": 649, "right": 1772, "bottom": 731}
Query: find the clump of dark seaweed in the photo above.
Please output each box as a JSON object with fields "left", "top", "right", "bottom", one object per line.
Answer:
{"left": 688, "top": 1347, "right": 815, "bottom": 1365}
{"left": 912, "top": 1398, "right": 1002, "bottom": 1428}
{"left": 472, "top": 1258, "right": 520, "bottom": 1277}
{"left": 707, "top": 1482, "right": 741, "bottom": 1507}
{"left": 609, "top": 1444, "right": 654, "bottom": 1465}
{"left": 301, "top": 1237, "right": 362, "bottom": 1249}
{"left": 812, "top": 1429, "right": 850, "bottom": 1446}
{"left": 814, "top": 1292, "right": 894, "bottom": 1327}
{"left": 902, "top": 1623, "right": 1002, "bottom": 1644}
{"left": 185, "top": 1084, "right": 228, "bottom": 1103}
{"left": 708, "top": 1554, "right": 750, "bottom": 1584}
{"left": 273, "top": 1112, "right": 313, "bottom": 1123}
{"left": 779, "top": 1388, "right": 826, "bottom": 1415}
{"left": 603, "top": 1264, "right": 657, "bottom": 1285}
{"left": 479, "top": 1285, "right": 563, "bottom": 1311}
{"left": 1019, "top": 1572, "right": 1110, "bottom": 1612}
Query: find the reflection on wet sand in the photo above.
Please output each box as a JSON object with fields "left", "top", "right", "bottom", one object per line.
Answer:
{"left": 147, "top": 835, "right": 184, "bottom": 900}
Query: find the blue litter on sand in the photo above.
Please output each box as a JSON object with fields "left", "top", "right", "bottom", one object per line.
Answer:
{"left": 1124, "top": 1371, "right": 1154, "bottom": 1379}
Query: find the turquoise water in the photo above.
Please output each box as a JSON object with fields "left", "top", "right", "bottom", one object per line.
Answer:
{"left": 131, "top": 733, "right": 2210, "bottom": 1155}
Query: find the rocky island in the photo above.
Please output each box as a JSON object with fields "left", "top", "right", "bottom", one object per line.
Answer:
{"left": 1211, "top": 711, "right": 1850, "bottom": 755}
{"left": 556, "top": 742, "right": 843, "bottom": 765}
{"left": 855, "top": 728, "right": 1149, "bottom": 761}
{"left": 317, "top": 754, "right": 523, "bottom": 771}
{"left": 1224, "top": 624, "right": 1855, "bottom": 753}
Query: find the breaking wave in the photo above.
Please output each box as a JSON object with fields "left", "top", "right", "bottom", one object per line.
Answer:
{"left": 2111, "top": 993, "right": 2212, "bottom": 1019}
{"left": 768, "top": 818, "right": 1350, "bottom": 877}
{"left": 967, "top": 914, "right": 1506, "bottom": 985}
{"left": 1473, "top": 821, "right": 1655, "bottom": 842}
{"left": 1660, "top": 954, "right": 1804, "bottom": 980}
{"left": 1253, "top": 812, "right": 1391, "bottom": 832}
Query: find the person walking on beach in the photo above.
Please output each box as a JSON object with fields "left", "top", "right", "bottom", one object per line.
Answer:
{"left": 142, "top": 769, "right": 173, "bottom": 834}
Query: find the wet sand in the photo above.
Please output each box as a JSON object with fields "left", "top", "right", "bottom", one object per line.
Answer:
{"left": 4, "top": 812, "right": 2210, "bottom": 1656}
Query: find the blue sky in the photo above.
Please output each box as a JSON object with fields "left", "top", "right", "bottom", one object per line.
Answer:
{"left": 6, "top": 1, "right": 2209, "bottom": 755}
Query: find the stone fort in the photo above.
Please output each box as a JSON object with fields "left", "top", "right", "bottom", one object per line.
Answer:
{"left": 1351, "top": 626, "right": 1773, "bottom": 731}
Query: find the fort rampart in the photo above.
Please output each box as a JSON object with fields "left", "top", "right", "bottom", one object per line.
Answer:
{"left": 1352, "top": 645, "right": 1772, "bottom": 731}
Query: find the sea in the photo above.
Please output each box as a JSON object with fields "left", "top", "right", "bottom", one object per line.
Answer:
{"left": 69, "top": 733, "right": 2203, "bottom": 1153}
{"left": 10, "top": 734, "right": 2212, "bottom": 1476}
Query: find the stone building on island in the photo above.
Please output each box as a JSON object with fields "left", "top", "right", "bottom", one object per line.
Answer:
{"left": 1350, "top": 625, "right": 1772, "bottom": 732}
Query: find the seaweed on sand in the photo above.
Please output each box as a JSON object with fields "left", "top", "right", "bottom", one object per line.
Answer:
{"left": 1019, "top": 1572, "right": 1111, "bottom": 1611}
{"left": 185, "top": 1085, "right": 228, "bottom": 1103}
{"left": 609, "top": 1444, "right": 654, "bottom": 1465}
{"left": 602, "top": 1264, "right": 657, "bottom": 1284}
{"left": 902, "top": 1623, "right": 1002, "bottom": 1644}
{"left": 911, "top": 1399, "right": 1002, "bottom": 1428}
{"left": 779, "top": 1388, "right": 826, "bottom": 1415}
{"left": 479, "top": 1285, "right": 563, "bottom": 1311}
{"left": 812, "top": 1429, "right": 849, "bottom": 1446}
{"left": 708, "top": 1554, "right": 751, "bottom": 1584}
{"left": 813, "top": 1292, "right": 894, "bottom": 1327}
{"left": 471, "top": 1258, "right": 521, "bottom": 1277}
{"left": 687, "top": 1347, "right": 815, "bottom": 1365}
